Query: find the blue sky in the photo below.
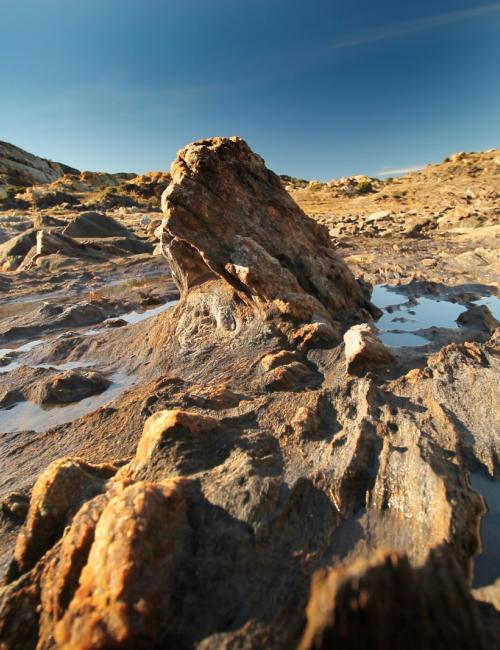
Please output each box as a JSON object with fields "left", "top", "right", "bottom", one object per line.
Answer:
{"left": 1, "top": 0, "right": 499, "bottom": 179}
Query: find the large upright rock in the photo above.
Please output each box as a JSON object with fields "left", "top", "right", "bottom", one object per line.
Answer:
{"left": 160, "top": 137, "right": 366, "bottom": 332}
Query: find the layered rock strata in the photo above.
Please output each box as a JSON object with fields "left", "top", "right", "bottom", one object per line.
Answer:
{"left": 0, "top": 138, "right": 499, "bottom": 649}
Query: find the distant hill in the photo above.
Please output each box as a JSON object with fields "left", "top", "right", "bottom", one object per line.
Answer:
{"left": 0, "top": 141, "right": 79, "bottom": 188}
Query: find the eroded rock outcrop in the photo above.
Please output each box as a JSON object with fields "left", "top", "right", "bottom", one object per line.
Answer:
{"left": 0, "top": 141, "right": 79, "bottom": 188}
{"left": 160, "top": 137, "right": 367, "bottom": 340}
{"left": 299, "top": 549, "right": 491, "bottom": 650}
{"left": 1, "top": 138, "right": 499, "bottom": 649}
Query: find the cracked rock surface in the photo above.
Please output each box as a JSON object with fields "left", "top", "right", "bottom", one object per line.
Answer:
{"left": 0, "top": 138, "right": 499, "bottom": 649}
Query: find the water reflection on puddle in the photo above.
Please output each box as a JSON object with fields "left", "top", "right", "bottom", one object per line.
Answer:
{"left": 118, "top": 299, "right": 178, "bottom": 324}
{"left": 377, "top": 331, "right": 429, "bottom": 347}
{"left": 0, "top": 371, "right": 135, "bottom": 434}
{"left": 470, "top": 472, "right": 500, "bottom": 588}
{"left": 475, "top": 296, "right": 500, "bottom": 321}
{"left": 0, "top": 300, "right": 179, "bottom": 371}
{"left": 0, "top": 339, "right": 43, "bottom": 359}
{"left": 0, "top": 297, "right": 178, "bottom": 434}
{"left": 0, "top": 340, "right": 44, "bottom": 375}
{"left": 85, "top": 299, "right": 178, "bottom": 334}
{"left": 372, "top": 285, "right": 500, "bottom": 348}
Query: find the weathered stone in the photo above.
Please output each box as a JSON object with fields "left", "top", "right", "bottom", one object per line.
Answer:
{"left": 36, "top": 230, "right": 89, "bottom": 258}
{"left": 0, "top": 140, "right": 79, "bottom": 187}
{"left": 366, "top": 210, "right": 392, "bottom": 222}
{"left": 344, "top": 323, "right": 395, "bottom": 373}
{"left": 124, "top": 409, "right": 221, "bottom": 481}
{"left": 0, "top": 492, "right": 29, "bottom": 523}
{"left": 457, "top": 304, "right": 499, "bottom": 334}
{"left": 160, "top": 137, "right": 366, "bottom": 325}
{"left": 299, "top": 549, "right": 491, "bottom": 650}
{"left": 27, "top": 369, "right": 111, "bottom": 405}
{"left": 0, "top": 230, "right": 36, "bottom": 268}
{"left": 63, "top": 211, "right": 135, "bottom": 239}
{"left": 14, "top": 458, "right": 118, "bottom": 575}
{"left": 54, "top": 479, "right": 191, "bottom": 650}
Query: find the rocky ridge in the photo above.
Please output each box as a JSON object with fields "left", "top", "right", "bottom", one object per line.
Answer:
{"left": 0, "top": 138, "right": 498, "bottom": 648}
{"left": 0, "top": 142, "right": 79, "bottom": 190}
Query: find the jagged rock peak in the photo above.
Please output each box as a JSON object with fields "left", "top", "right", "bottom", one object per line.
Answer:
{"left": 160, "top": 137, "right": 366, "bottom": 328}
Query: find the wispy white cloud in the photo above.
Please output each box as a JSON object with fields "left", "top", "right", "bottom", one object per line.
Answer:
{"left": 324, "top": 2, "right": 500, "bottom": 54}
{"left": 36, "top": 1, "right": 500, "bottom": 116}
{"left": 377, "top": 165, "right": 424, "bottom": 177}
{"left": 243, "top": 3, "right": 500, "bottom": 91}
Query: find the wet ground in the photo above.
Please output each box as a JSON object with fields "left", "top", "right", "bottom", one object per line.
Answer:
{"left": 0, "top": 279, "right": 179, "bottom": 436}
{"left": 372, "top": 283, "right": 500, "bottom": 348}
{"left": 0, "top": 371, "right": 135, "bottom": 434}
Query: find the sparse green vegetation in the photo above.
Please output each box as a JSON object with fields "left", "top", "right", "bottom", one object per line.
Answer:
{"left": 356, "top": 179, "right": 373, "bottom": 194}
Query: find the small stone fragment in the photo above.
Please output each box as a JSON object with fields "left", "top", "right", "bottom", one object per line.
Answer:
{"left": 344, "top": 323, "right": 395, "bottom": 373}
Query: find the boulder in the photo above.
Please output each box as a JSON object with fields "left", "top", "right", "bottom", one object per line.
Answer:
{"left": 0, "top": 230, "right": 36, "bottom": 265}
{"left": 77, "top": 236, "right": 152, "bottom": 255}
{"left": 14, "top": 458, "right": 119, "bottom": 574}
{"left": 366, "top": 210, "right": 392, "bottom": 223}
{"left": 36, "top": 230, "right": 89, "bottom": 257}
{"left": 62, "top": 211, "right": 135, "bottom": 239}
{"left": 27, "top": 369, "right": 111, "bottom": 405}
{"left": 53, "top": 479, "right": 191, "bottom": 650}
{"left": 457, "top": 304, "right": 499, "bottom": 335}
{"left": 299, "top": 549, "right": 490, "bottom": 650}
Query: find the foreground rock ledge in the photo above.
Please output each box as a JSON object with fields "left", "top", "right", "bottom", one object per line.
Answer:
{"left": 0, "top": 138, "right": 499, "bottom": 649}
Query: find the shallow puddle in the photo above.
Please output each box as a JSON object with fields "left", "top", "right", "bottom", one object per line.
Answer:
{"left": 0, "top": 300, "right": 179, "bottom": 370}
{"left": 377, "top": 331, "right": 429, "bottom": 347}
{"left": 0, "top": 272, "right": 170, "bottom": 321}
{"left": 470, "top": 472, "right": 500, "bottom": 588}
{"left": 475, "top": 296, "right": 500, "bottom": 321}
{"left": 84, "top": 299, "right": 178, "bottom": 333}
{"left": 0, "top": 339, "right": 43, "bottom": 358}
{"left": 118, "top": 299, "right": 178, "bottom": 324}
{"left": 0, "top": 340, "right": 44, "bottom": 374}
{"left": 372, "top": 285, "right": 499, "bottom": 348}
{"left": 0, "top": 371, "right": 135, "bottom": 434}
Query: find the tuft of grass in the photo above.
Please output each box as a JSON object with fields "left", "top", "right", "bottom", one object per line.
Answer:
{"left": 356, "top": 179, "right": 373, "bottom": 194}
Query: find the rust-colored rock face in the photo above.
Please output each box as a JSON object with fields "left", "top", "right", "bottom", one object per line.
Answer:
{"left": 54, "top": 479, "right": 190, "bottom": 650}
{"left": 299, "top": 549, "right": 491, "bottom": 650}
{"left": 0, "top": 138, "right": 499, "bottom": 649}
{"left": 160, "top": 137, "right": 366, "bottom": 327}
{"left": 14, "top": 458, "right": 118, "bottom": 576}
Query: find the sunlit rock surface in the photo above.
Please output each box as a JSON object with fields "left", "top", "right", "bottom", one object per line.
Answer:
{"left": 0, "top": 138, "right": 499, "bottom": 649}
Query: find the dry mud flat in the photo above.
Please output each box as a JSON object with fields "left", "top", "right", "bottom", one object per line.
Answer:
{"left": 0, "top": 139, "right": 499, "bottom": 649}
